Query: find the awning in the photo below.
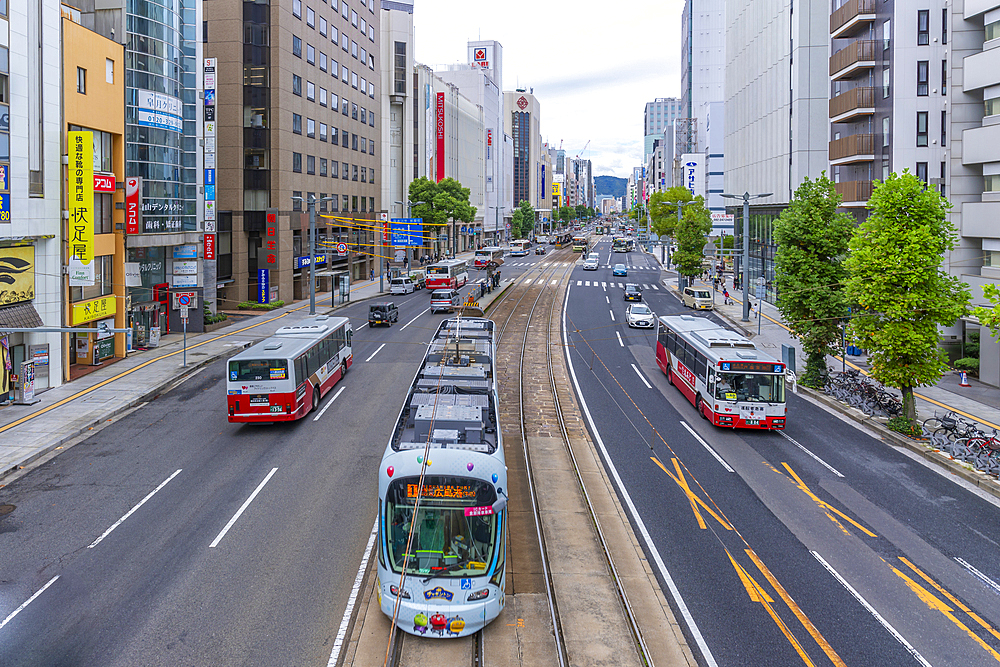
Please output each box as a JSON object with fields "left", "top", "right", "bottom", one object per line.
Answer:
{"left": 0, "top": 302, "right": 44, "bottom": 329}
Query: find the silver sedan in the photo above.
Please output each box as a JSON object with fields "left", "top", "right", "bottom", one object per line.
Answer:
{"left": 625, "top": 303, "right": 655, "bottom": 328}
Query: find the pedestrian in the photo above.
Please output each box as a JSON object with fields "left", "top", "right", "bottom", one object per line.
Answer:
{"left": 370, "top": 268, "right": 375, "bottom": 282}
{"left": 723, "top": 287, "right": 731, "bottom": 305}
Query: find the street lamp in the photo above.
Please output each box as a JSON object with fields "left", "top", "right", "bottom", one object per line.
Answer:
{"left": 664, "top": 199, "right": 699, "bottom": 290}
{"left": 292, "top": 194, "right": 335, "bottom": 315}
{"left": 721, "top": 191, "right": 772, "bottom": 322}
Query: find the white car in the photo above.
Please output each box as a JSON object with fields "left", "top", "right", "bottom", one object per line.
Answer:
{"left": 390, "top": 277, "right": 415, "bottom": 294}
{"left": 625, "top": 303, "right": 655, "bottom": 328}
{"left": 583, "top": 258, "right": 599, "bottom": 270}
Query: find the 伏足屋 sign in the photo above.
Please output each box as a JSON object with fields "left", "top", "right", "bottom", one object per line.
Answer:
{"left": 72, "top": 295, "right": 116, "bottom": 325}
{"left": 68, "top": 131, "right": 94, "bottom": 267}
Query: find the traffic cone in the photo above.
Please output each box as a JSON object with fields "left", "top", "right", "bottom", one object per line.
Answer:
{"left": 959, "top": 371, "right": 971, "bottom": 387}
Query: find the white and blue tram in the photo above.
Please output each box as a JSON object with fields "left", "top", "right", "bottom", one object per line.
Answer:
{"left": 377, "top": 315, "right": 507, "bottom": 638}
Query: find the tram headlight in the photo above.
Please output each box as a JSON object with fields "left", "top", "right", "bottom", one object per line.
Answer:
{"left": 467, "top": 588, "right": 490, "bottom": 602}
{"left": 389, "top": 584, "right": 411, "bottom": 600}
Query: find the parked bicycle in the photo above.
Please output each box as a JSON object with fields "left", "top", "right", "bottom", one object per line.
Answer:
{"left": 824, "top": 369, "right": 902, "bottom": 418}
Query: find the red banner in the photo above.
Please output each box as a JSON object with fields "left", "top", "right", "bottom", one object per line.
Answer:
{"left": 204, "top": 233, "right": 216, "bottom": 260}
{"left": 125, "top": 177, "right": 140, "bottom": 234}
{"left": 436, "top": 92, "right": 445, "bottom": 183}
{"left": 94, "top": 173, "right": 115, "bottom": 193}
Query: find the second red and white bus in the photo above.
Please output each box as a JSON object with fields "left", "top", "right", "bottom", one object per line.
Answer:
{"left": 425, "top": 258, "right": 469, "bottom": 290}
{"left": 227, "top": 315, "right": 352, "bottom": 423}
{"left": 655, "top": 315, "right": 786, "bottom": 429}
{"left": 474, "top": 246, "right": 505, "bottom": 268}
{"left": 509, "top": 240, "right": 530, "bottom": 256}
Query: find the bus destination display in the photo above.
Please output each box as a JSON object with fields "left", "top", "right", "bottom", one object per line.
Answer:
{"left": 719, "top": 361, "right": 784, "bottom": 374}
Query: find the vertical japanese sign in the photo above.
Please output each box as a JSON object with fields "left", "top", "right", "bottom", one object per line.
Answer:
{"left": 263, "top": 207, "right": 279, "bottom": 269}
{"left": 69, "top": 131, "right": 94, "bottom": 282}
{"left": 258, "top": 268, "right": 270, "bottom": 304}
{"left": 125, "top": 177, "right": 141, "bottom": 234}
{"left": 204, "top": 58, "right": 217, "bottom": 233}
{"left": 436, "top": 92, "right": 445, "bottom": 183}
{"left": 204, "top": 233, "right": 216, "bottom": 260}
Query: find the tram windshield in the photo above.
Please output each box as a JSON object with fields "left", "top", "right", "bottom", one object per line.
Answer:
{"left": 714, "top": 372, "right": 785, "bottom": 404}
{"left": 385, "top": 476, "right": 499, "bottom": 577}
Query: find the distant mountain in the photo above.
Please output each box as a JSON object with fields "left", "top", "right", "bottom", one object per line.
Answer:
{"left": 595, "top": 175, "right": 626, "bottom": 199}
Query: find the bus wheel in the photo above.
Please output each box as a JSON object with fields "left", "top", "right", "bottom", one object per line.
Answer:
{"left": 666, "top": 366, "right": 673, "bottom": 386}
{"left": 341, "top": 360, "right": 348, "bottom": 378}
{"left": 696, "top": 395, "right": 707, "bottom": 420}
{"left": 311, "top": 386, "right": 320, "bottom": 413}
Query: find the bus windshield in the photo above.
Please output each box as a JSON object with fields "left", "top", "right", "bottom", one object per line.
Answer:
{"left": 714, "top": 372, "right": 785, "bottom": 403}
{"left": 385, "top": 476, "right": 499, "bottom": 577}
{"left": 229, "top": 359, "right": 288, "bottom": 382}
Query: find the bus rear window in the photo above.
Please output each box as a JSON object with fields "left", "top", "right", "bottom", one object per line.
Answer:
{"left": 229, "top": 359, "right": 288, "bottom": 382}
{"left": 427, "top": 266, "right": 448, "bottom": 275}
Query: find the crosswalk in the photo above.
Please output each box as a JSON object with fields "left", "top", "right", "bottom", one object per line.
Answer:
{"left": 502, "top": 261, "right": 655, "bottom": 270}
{"left": 515, "top": 277, "right": 662, "bottom": 290}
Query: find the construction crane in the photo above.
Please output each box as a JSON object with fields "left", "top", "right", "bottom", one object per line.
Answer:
{"left": 574, "top": 139, "right": 590, "bottom": 159}
{"left": 558, "top": 139, "right": 563, "bottom": 150}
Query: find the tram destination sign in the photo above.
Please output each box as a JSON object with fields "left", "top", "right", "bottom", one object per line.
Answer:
{"left": 407, "top": 483, "right": 477, "bottom": 501}
{"left": 720, "top": 361, "right": 784, "bottom": 374}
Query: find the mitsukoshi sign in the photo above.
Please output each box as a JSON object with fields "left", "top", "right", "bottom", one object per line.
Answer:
{"left": 681, "top": 153, "right": 705, "bottom": 199}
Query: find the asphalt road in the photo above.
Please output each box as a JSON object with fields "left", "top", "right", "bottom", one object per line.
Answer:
{"left": 566, "top": 237, "right": 1000, "bottom": 666}
{"left": 0, "top": 257, "right": 548, "bottom": 666}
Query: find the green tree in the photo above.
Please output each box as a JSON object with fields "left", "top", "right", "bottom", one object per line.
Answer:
{"left": 650, "top": 187, "right": 693, "bottom": 239}
{"left": 844, "top": 171, "right": 970, "bottom": 423}
{"left": 575, "top": 204, "right": 587, "bottom": 219}
{"left": 973, "top": 285, "right": 1000, "bottom": 346}
{"left": 560, "top": 206, "right": 573, "bottom": 223}
{"left": 408, "top": 177, "right": 477, "bottom": 255}
{"left": 672, "top": 197, "right": 712, "bottom": 283}
{"left": 773, "top": 174, "right": 854, "bottom": 387}
{"left": 510, "top": 200, "right": 534, "bottom": 239}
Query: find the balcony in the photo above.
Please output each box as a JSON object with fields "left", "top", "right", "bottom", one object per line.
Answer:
{"left": 830, "top": 40, "right": 878, "bottom": 80}
{"left": 834, "top": 180, "right": 873, "bottom": 206}
{"left": 831, "top": 0, "right": 876, "bottom": 38}
{"left": 829, "top": 133, "right": 874, "bottom": 164}
{"left": 829, "top": 87, "right": 875, "bottom": 122}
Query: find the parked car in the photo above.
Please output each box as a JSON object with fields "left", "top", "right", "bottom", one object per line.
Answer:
{"left": 430, "top": 289, "right": 460, "bottom": 313}
{"left": 583, "top": 257, "right": 599, "bottom": 271}
{"left": 625, "top": 303, "right": 655, "bottom": 328}
{"left": 612, "top": 263, "right": 628, "bottom": 277}
{"left": 682, "top": 286, "right": 714, "bottom": 310}
{"left": 390, "top": 277, "right": 415, "bottom": 294}
{"left": 368, "top": 302, "right": 399, "bottom": 327}
{"left": 623, "top": 283, "right": 642, "bottom": 301}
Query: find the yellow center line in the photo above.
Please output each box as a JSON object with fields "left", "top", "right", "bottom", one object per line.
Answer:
{"left": 780, "top": 463, "right": 877, "bottom": 538}
{"left": 899, "top": 557, "right": 1000, "bottom": 643}
{"left": 651, "top": 456, "right": 732, "bottom": 531}
{"left": 746, "top": 548, "right": 848, "bottom": 667}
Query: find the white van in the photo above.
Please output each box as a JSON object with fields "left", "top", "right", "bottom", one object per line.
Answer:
{"left": 390, "top": 277, "right": 415, "bottom": 295}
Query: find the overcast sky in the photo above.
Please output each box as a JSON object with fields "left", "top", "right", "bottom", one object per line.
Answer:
{"left": 411, "top": 0, "right": 684, "bottom": 179}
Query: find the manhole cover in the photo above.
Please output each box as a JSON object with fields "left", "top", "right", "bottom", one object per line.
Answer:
{"left": 0, "top": 504, "right": 15, "bottom": 517}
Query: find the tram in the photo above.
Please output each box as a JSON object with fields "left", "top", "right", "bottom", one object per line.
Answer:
{"left": 377, "top": 314, "right": 507, "bottom": 638}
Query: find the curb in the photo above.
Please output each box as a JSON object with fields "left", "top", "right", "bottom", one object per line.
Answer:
{"left": 795, "top": 384, "right": 1000, "bottom": 501}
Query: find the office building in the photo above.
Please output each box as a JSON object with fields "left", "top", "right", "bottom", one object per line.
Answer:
{"left": 503, "top": 89, "right": 543, "bottom": 211}
{"left": 644, "top": 97, "right": 682, "bottom": 162}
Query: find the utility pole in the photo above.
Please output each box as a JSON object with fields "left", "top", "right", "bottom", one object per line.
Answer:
{"left": 721, "top": 191, "right": 772, "bottom": 322}
{"left": 293, "top": 194, "right": 333, "bottom": 315}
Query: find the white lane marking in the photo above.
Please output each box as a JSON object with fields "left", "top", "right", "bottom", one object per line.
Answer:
{"left": 209, "top": 467, "right": 279, "bottom": 548}
{"left": 578, "top": 280, "right": 583, "bottom": 286}
{"left": 609, "top": 310, "right": 615, "bottom": 322}
{"left": 0, "top": 576, "right": 60, "bottom": 632}
{"left": 955, "top": 557, "right": 1000, "bottom": 596}
{"left": 364, "top": 343, "right": 386, "bottom": 362}
{"left": 680, "top": 421, "right": 735, "bottom": 473}
{"left": 313, "top": 385, "right": 347, "bottom": 422}
{"left": 631, "top": 363, "right": 653, "bottom": 389}
{"left": 89, "top": 469, "right": 183, "bottom": 548}
{"left": 399, "top": 310, "right": 426, "bottom": 331}
{"left": 778, "top": 431, "right": 844, "bottom": 477}
{"left": 551, "top": 279, "right": 557, "bottom": 284}
{"left": 812, "top": 551, "right": 932, "bottom": 667}
{"left": 642, "top": 284, "right": 650, "bottom": 290}
{"left": 562, "top": 293, "right": 719, "bottom": 667}
{"left": 616, "top": 331, "right": 624, "bottom": 347}
{"left": 585, "top": 281, "right": 591, "bottom": 287}
{"left": 327, "top": 520, "right": 379, "bottom": 667}
{"left": 652, "top": 285, "right": 660, "bottom": 290}
{"left": 602, "top": 282, "right": 607, "bottom": 290}
{"left": 524, "top": 279, "right": 533, "bottom": 285}
{"left": 605, "top": 296, "right": 610, "bottom": 304}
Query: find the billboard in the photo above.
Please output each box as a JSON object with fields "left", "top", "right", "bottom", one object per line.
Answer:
{"left": 68, "top": 131, "right": 94, "bottom": 284}
{"left": 469, "top": 44, "right": 492, "bottom": 69}
{"left": 436, "top": 92, "right": 445, "bottom": 182}
{"left": 0, "top": 245, "right": 34, "bottom": 305}
{"left": 681, "top": 153, "right": 705, "bottom": 200}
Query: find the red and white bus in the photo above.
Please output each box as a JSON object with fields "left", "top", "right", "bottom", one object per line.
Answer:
{"left": 425, "top": 258, "right": 469, "bottom": 289}
{"left": 509, "top": 240, "right": 530, "bottom": 256}
{"left": 474, "top": 246, "right": 505, "bottom": 268}
{"left": 227, "top": 315, "right": 352, "bottom": 423}
{"left": 655, "top": 315, "right": 786, "bottom": 429}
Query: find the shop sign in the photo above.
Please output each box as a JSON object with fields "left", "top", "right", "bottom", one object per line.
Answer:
{"left": 204, "top": 234, "right": 216, "bottom": 260}
{"left": 125, "top": 177, "right": 141, "bottom": 234}
{"left": 68, "top": 257, "right": 94, "bottom": 287}
{"left": 94, "top": 173, "right": 116, "bottom": 193}
{"left": 97, "top": 317, "right": 114, "bottom": 340}
{"left": 72, "top": 295, "right": 116, "bottom": 325}
{"left": 0, "top": 163, "right": 9, "bottom": 193}
{"left": 263, "top": 208, "right": 279, "bottom": 269}
{"left": 0, "top": 245, "right": 35, "bottom": 305}
{"left": 258, "top": 268, "right": 270, "bottom": 304}
{"left": 436, "top": 92, "right": 445, "bottom": 183}
{"left": 173, "top": 260, "right": 198, "bottom": 275}
{"left": 124, "top": 262, "right": 142, "bottom": 287}
{"left": 173, "top": 245, "right": 198, "bottom": 259}
{"left": 68, "top": 131, "right": 94, "bottom": 267}
{"left": 295, "top": 255, "right": 327, "bottom": 269}
{"left": 172, "top": 274, "right": 198, "bottom": 288}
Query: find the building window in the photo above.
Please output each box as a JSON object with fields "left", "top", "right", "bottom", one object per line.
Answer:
{"left": 332, "top": 27, "right": 338, "bottom": 46}
{"left": 351, "top": 8, "right": 358, "bottom": 26}
{"left": 370, "top": 168, "right": 375, "bottom": 183}
{"left": 77, "top": 67, "right": 86, "bottom": 94}
{"left": 883, "top": 19, "right": 891, "bottom": 50}
{"left": 916, "top": 162, "right": 928, "bottom": 183}
{"left": 917, "top": 10, "right": 929, "bottom": 45}
{"left": 360, "top": 166, "right": 366, "bottom": 182}
{"left": 351, "top": 195, "right": 358, "bottom": 211}
{"left": 342, "top": 98, "right": 349, "bottom": 115}
{"left": 369, "top": 25, "right": 375, "bottom": 41}
{"left": 370, "top": 197, "right": 375, "bottom": 212}
{"left": 307, "top": 44, "right": 315, "bottom": 64}
{"left": 293, "top": 113, "right": 302, "bottom": 134}
{"left": 917, "top": 61, "right": 928, "bottom": 96}
{"left": 342, "top": 64, "right": 349, "bottom": 81}
{"left": 293, "top": 74, "right": 302, "bottom": 96}
{"left": 361, "top": 137, "right": 367, "bottom": 153}
{"left": 320, "top": 123, "right": 327, "bottom": 141}
{"left": 342, "top": 162, "right": 349, "bottom": 179}
{"left": 293, "top": 190, "right": 303, "bottom": 210}
{"left": 344, "top": 195, "right": 350, "bottom": 210}
{"left": 988, "top": 18, "right": 1000, "bottom": 41}
{"left": 320, "top": 158, "right": 327, "bottom": 176}
{"left": 106, "top": 58, "right": 114, "bottom": 84}
{"left": 360, "top": 107, "right": 366, "bottom": 124}
{"left": 352, "top": 133, "right": 358, "bottom": 151}
{"left": 307, "top": 118, "right": 315, "bottom": 137}
{"left": 940, "top": 161, "right": 946, "bottom": 196}
{"left": 293, "top": 0, "right": 302, "bottom": 18}
{"left": 331, "top": 161, "right": 339, "bottom": 177}
{"left": 369, "top": 110, "right": 375, "bottom": 127}
{"left": 882, "top": 116, "right": 890, "bottom": 147}
{"left": 352, "top": 103, "right": 358, "bottom": 119}
{"left": 882, "top": 160, "right": 890, "bottom": 182}
{"left": 331, "top": 194, "right": 339, "bottom": 211}
{"left": 360, "top": 197, "right": 366, "bottom": 212}
{"left": 351, "top": 40, "right": 358, "bottom": 58}
{"left": 986, "top": 174, "right": 1000, "bottom": 192}
{"left": 342, "top": 1, "right": 348, "bottom": 19}
{"left": 307, "top": 81, "right": 315, "bottom": 100}
{"left": 942, "top": 8, "right": 947, "bottom": 44}
{"left": 319, "top": 87, "right": 327, "bottom": 106}
{"left": 941, "top": 110, "right": 946, "bottom": 146}
{"left": 916, "top": 112, "right": 928, "bottom": 146}
{"left": 986, "top": 96, "right": 1000, "bottom": 117}
{"left": 293, "top": 153, "right": 303, "bottom": 172}
{"left": 319, "top": 193, "right": 328, "bottom": 212}
{"left": 942, "top": 60, "right": 947, "bottom": 95}
{"left": 360, "top": 47, "right": 367, "bottom": 64}
{"left": 320, "top": 52, "right": 327, "bottom": 71}
{"left": 320, "top": 16, "right": 327, "bottom": 36}
{"left": 293, "top": 35, "right": 302, "bottom": 57}
{"left": 352, "top": 72, "right": 358, "bottom": 89}
{"left": 369, "top": 82, "right": 375, "bottom": 98}
{"left": 352, "top": 164, "right": 358, "bottom": 181}
{"left": 306, "top": 6, "right": 315, "bottom": 27}
{"left": 331, "top": 125, "right": 339, "bottom": 145}
{"left": 342, "top": 34, "right": 348, "bottom": 51}
{"left": 883, "top": 67, "right": 890, "bottom": 98}
{"left": 307, "top": 155, "right": 315, "bottom": 174}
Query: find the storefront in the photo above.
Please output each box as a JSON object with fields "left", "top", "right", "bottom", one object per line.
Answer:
{"left": 70, "top": 295, "right": 117, "bottom": 370}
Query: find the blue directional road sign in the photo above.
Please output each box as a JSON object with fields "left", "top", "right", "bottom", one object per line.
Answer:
{"left": 390, "top": 218, "right": 423, "bottom": 246}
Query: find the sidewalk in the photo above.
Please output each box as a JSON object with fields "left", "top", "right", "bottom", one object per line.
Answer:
{"left": 645, "top": 245, "right": 1000, "bottom": 430}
